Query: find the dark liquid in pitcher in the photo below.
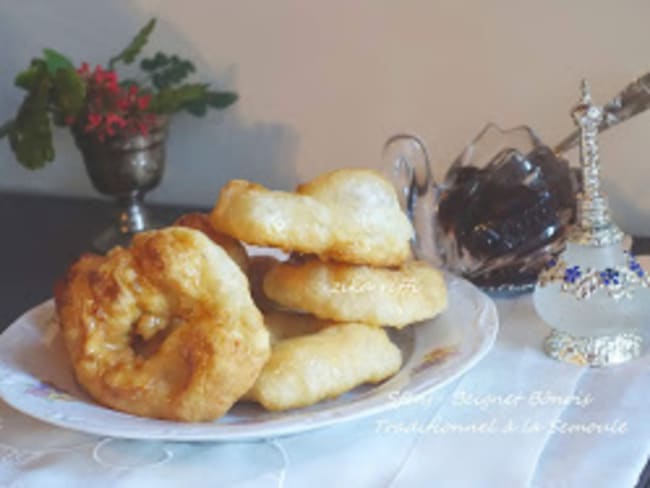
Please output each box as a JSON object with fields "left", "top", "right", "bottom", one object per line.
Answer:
{"left": 435, "top": 145, "right": 577, "bottom": 288}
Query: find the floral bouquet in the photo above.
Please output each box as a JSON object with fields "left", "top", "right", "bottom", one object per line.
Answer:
{"left": 0, "top": 18, "right": 237, "bottom": 169}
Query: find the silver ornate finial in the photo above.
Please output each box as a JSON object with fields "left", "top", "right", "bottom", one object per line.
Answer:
{"left": 554, "top": 72, "right": 650, "bottom": 154}
{"left": 569, "top": 79, "right": 623, "bottom": 246}
{"left": 580, "top": 79, "right": 592, "bottom": 104}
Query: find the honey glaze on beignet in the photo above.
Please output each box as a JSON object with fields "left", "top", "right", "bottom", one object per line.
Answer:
{"left": 54, "top": 227, "right": 269, "bottom": 422}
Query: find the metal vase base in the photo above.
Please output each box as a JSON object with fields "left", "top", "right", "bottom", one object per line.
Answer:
{"left": 544, "top": 328, "right": 643, "bottom": 367}
{"left": 93, "top": 193, "right": 165, "bottom": 253}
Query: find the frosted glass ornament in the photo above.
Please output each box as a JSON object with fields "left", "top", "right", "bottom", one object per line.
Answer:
{"left": 533, "top": 80, "right": 647, "bottom": 366}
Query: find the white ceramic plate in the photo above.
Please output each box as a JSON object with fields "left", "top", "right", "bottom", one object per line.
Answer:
{"left": 0, "top": 275, "right": 498, "bottom": 441}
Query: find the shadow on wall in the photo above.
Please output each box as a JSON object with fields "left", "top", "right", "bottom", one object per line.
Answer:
{"left": 161, "top": 106, "right": 300, "bottom": 206}
{"left": 593, "top": 119, "right": 650, "bottom": 238}
{"left": 0, "top": 1, "right": 299, "bottom": 206}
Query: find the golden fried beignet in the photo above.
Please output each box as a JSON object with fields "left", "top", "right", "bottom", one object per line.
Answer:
{"left": 247, "top": 322, "right": 402, "bottom": 411}
{"left": 263, "top": 258, "right": 447, "bottom": 328}
{"left": 174, "top": 212, "right": 248, "bottom": 272}
{"left": 54, "top": 227, "right": 269, "bottom": 422}
{"left": 239, "top": 310, "right": 329, "bottom": 403}
{"left": 209, "top": 169, "right": 414, "bottom": 267}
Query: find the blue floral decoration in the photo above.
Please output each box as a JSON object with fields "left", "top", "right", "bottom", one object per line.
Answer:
{"left": 563, "top": 265, "right": 582, "bottom": 284}
{"left": 538, "top": 254, "right": 649, "bottom": 300}
{"left": 599, "top": 268, "right": 620, "bottom": 286}
{"left": 628, "top": 255, "right": 645, "bottom": 277}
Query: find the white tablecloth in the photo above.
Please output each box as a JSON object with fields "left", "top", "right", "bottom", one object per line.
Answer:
{"left": 1, "top": 289, "right": 648, "bottom": 488}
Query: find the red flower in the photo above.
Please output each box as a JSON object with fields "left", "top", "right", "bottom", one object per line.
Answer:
{"left": 104, "top": 71, "right": 117, "bottom": 85}
{"left": 77, "top": 62, "right": 90, "bottom": 76}
{"left": 117, "top": 98, "right": 131, "bottom": 111}
{"left": 105, "top": 113, "right": 127, "bottom": 130}
{"left": 103, "top": 72, "right": 119, "bottom": 94}
{"left": 137, "top": 94, "right": 151, "bottom": 111}
{"left": 73, "top": 62, "right": 158, "bottom": 142}
{"left": 84, "top": 113, "right": 103, "bottom": 133}
{"left": 93, "top": 65, "right": 106, "bottom": 84}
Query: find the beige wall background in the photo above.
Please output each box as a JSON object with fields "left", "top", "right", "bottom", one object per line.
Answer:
{"left": 1, "top": 0, "right": 649, "bottom": 234}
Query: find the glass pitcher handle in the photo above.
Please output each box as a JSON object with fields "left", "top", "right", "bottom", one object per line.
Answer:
{"left": 382, "top": 134, "right": 436, "bottom": 259}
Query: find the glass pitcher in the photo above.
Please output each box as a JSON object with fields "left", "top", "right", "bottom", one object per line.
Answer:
{"left": 384, "top": 123, "right": 578, "bottom": 291}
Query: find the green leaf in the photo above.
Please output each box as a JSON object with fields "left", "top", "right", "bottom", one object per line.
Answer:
{"left": 182, "top": 91, "right": 238, "bottom": 116}
{"left": 141, "top": 52, "right": 195, "bottom": 90}
{"left": 149, "top": 83, "right": 208, "bottom": 114}
{"left": 108, "top": 18, "right": 156, "bottom": 69}
{"left": 206, "top": 91, "right": 238, "bottom": 109}
{"left": 150, "top": 84, "right": 238, "bottom": 116}
{"left": 140, "top": 52, "right": 168, "bottom": 71}
{"left": 42, "top": 48, "right": 75, "bottom": 74}
{"left": 51, "top": 68, "right": 86, "bottom": 117}
{"left": 9, "top": 72, "right": 54, "bottom": 169}
{"left": 183, "top": 99, "right": 208, "bottom": 116}
{"left": 14, "top": 59, "right": 48, "bottom": 91}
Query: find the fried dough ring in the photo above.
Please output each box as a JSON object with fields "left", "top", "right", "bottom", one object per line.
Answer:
{"left": 263, "top": 258, "right": 447, "bottom": 328}
{"left": 54, "top": 227, "right": 269, "bottom": 422}
{"left": 246, "top": 319, "right": 402, "bottom": 411}
{"left": 209, "top": 169, "right": 414, "bottom": 267}
{"left": 174, "top": 212, "right": 248, "bottom": 273}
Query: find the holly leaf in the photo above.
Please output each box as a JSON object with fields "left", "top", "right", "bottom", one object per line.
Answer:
{"left": 42, "top": 48, "right": 75, "bottom": 74}
{"left": 109, "top": 18, "right": 156, "bottom": 69}
{"left": 9, "top": 72, "right": 54, "bottom": 169}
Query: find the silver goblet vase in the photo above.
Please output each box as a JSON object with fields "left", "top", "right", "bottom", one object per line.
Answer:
{"left": 74, "top": 119, "right": 168, "bottom": 252}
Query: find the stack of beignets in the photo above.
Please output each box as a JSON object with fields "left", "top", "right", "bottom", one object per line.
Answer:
{"left": 210, "top": 169, "right": 448, "bottom": 411}
{"left": 55, "top": 169, "right": 447, "bottom": 421}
